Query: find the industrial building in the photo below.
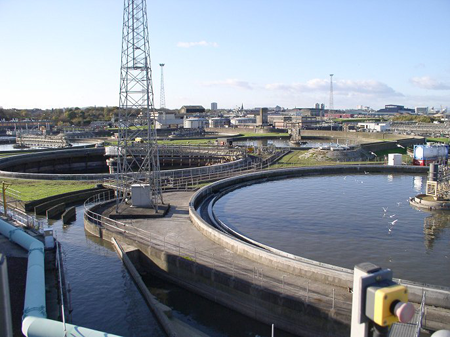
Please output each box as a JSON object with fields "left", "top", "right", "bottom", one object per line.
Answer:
{"left": 179, "top": 105, "right": 206, "bottom": 114}
{"left": 377, "top": 104, "right": 414, "bottom": 115}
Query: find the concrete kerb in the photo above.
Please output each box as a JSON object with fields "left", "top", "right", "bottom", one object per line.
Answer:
{"left": 188, "top": 165, "right": 450, "bottom": 308}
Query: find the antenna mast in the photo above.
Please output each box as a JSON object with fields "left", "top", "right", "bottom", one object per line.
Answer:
{"left": 116, "top": 0, "right": 163, "bottom": 210}
{"left": 159, "top": 64, "right": 165, "bottom": 109}
{"left": 328, "top": 74, "right": 334, "bottom": 111}
{"left": 329, "top": 74, "right": 334, "bottom": 111}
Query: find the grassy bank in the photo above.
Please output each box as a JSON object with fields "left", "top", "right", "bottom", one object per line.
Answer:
{"left": 426, "top": 137, "right": 450, "bottom": 144}
{"left": 2, "top": 178, "right": 97, "bottom": 202}
{"left": 269, "top": 150, "right": 382, "bottom": 169}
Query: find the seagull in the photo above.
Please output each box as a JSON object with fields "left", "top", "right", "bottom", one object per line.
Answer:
{"left": 390, "top": 214, "right": 396, "bottom": 218}
{"left": 397, "top": 202, "right": 402, "bottom": 206}
{"left": 390, "top": 219, "right": 398, "bottom": 225}
{"left": 343, "top": 176, "right": 347, "bottom": 180}
{"left": 364, "top": 171, "right": 370, "bottom": 175}
{"left": 383, "top": 207, "right": 388, "bottom": 213}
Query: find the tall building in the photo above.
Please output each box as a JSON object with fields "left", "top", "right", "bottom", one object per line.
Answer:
{"left": 211, "top": 102, "right": 218, "bottom": 111}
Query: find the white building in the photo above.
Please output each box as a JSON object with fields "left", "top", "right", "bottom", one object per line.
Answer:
{"left": 415, "top": 106, "right": 428, "bottom": 114}
{"left": 155, "top": 112, "right": 183, "bottom": 129}
{"left": 184, "top": 117, "right": 208, "bottom": 129}
{"left": 358, "top": 122, "right": 391, "bottom": 132}
{"left": 230, "top": 117, "right": 256, "bottom": 125}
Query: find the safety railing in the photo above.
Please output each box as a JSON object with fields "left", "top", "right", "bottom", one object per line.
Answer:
{"left": 84, "top": 196, "right": 352, "bottom": 315}
{"left": 103, "top": 148, "right": 289, "bottom": 192}
{"left": 0, "top": 204, "right": 46, "bottom": 232}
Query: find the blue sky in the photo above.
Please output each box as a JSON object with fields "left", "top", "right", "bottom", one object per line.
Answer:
{"left": 1, "top": 0, "right": 449, "bottom": 110}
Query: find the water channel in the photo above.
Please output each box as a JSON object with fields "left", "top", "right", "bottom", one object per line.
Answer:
{"left": 49, "top": 206, "right": 294, "bottom": 337}
{"left": 213, "top": 173, "right": 450, "bottom": 287}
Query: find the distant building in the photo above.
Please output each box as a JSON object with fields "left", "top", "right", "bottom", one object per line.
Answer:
{"left": 179, "top": 105, "right": 205, "bottom": 114}
{"left": 184, "top": 117, "right": 208, "bottom": 129}
{"left": 358, "top": 122, "right": 391, "bottom": 132}
{"left": 415, "top": 106, "right": 428, "bottom": 114}
{"left": 377, "top": 105, "right": 414, "bottom": 114}
{"left": 256, "top": 108, "right": 268, "bottom": 126}
{"left": 155, "top": 112, "right": 183, "bottom": 129}
{"left": 211, "top": 102, "right": 218, "bottom": 111}
{"left": 209, "top": 117, "right": 230, "bottom": 128}
{"left": 231, "top": 117, "right": 256, "bottom": 125}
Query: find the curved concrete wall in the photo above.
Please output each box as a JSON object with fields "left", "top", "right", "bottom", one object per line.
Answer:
{"left": 0, "top": 147, "right": 250, "bottom": 181}
{"left": 189, "top": 165, "right": 450, "bottom": 310}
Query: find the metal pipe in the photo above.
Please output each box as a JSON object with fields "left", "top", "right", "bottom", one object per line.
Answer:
{"left": 0, "top": 254, "right": 13, "bottom": 337}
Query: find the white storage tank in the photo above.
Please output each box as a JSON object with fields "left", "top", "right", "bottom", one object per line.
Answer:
{"left": 184, "top": 118, "right": 207, "bottom": 129}
{"left": 413, "top": 144, "right": 449, "bottom": 166}
{"left": 388, "top": 153, "right": 402, "bottom": 166}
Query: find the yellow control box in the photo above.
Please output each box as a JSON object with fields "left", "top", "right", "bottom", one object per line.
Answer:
{"left": 367, "top": 284, "right": 408, "bottom": 326}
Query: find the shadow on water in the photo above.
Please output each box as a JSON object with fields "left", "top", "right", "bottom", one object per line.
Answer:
{"left": 49, "top": 205, "right": 296, "bottom": 337}
{"left": 142, "top": 273, "right": 297, "bottom": 337}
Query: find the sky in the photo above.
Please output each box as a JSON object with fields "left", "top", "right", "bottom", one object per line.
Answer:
{"left": 0, "top": 0, "right": 449, "bottom": 111}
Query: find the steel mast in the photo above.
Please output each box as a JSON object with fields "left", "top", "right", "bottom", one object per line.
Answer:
{"left": 329, "top": 74, "right": 334, "bottom": 111}
{"left": 116, "top": 0, "right": 162, "bottom": 210}
{"left": 159, "top": 63, "right": 166, "bottom": 109}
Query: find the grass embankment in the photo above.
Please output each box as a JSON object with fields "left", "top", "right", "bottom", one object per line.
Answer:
{"left": 426, "top": 137, "right": 450, "bottom": 144}
{"left": 269, "top": 150, "right": 380, "bottom": 168}
{"left": 2, "top": 178, "right": 97, "bottom": 202}
{"left": 269, "top": 148, "right": 413, "bottom": 169}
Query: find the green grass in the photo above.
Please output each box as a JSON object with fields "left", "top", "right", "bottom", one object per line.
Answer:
{"left": 269, "top": 150, "right": 382, "bottom": 169}
{"left": 2, "top": 178, "right": 97, "bottom": 202}
{"left": 426, "top": 137, "right": 450, "bottom": 144}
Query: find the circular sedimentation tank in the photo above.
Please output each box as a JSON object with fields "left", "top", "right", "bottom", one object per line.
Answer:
{"left": 191, "top": 165, "right": 450, "bottom": 288}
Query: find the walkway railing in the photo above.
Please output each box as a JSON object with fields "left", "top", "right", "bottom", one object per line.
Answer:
{"left": 103, "top": 148, "right": 289, "bottom": 191}
{"left": 84, "top": 193, "right": 352, "bottom": 316}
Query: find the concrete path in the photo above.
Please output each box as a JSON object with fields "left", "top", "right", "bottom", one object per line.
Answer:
{"left": 112, "top": 191, "right": 353, "bottom": 313}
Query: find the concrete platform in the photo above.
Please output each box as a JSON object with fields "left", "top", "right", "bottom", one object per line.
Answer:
{"left": 105, "top": 203, "right": 170, "bottom": 220}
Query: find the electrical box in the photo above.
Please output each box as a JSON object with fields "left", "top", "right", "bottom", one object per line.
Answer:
{"left": 388, "top": 153, "right": 402, "bottom": 166}
{"left": 365, "top": 282, "right": 408, "bottom": 326}
{"left": 131, "top": 184, "right": 152, "bottom": 208}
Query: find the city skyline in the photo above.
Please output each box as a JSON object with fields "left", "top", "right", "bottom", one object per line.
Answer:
{"left": 1, "top": 0, "right": 449, "bottom": 110}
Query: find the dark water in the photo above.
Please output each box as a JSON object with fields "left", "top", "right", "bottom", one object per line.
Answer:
{"left": 49, "top": 207, "right": 165, "bottom": 336}
{"left": 213, "top": 174, "right": 450, "bottom": 287}
{"left": 51, "top": 206, "right": 294, "bottom": 337}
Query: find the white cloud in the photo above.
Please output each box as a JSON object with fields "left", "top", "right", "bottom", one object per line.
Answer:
{"left": 202, "top": 79, "right": 254, "bottom": 90}
{"left": 265, "top": 79, "right": 403, "bottom": 97}
{"left": 410, "top": 76, "right": 450, "bottom": 90}
{"left": 176, "top": 40, "right": 219, "bottom": 48}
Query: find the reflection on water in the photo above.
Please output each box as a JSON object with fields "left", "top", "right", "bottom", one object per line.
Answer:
{"left": 48, "top": 206, "right": 293, "bottom": 337}
{"left": 424, "top": 213, "right": 450, "bottom": 251}
{"left": 48, "top": 207, "right": 165, "bottom": 336}
{"left": 213, "top": 174, "right": 450, "bottom": 286}
{"left": 414, "top": 176, "right": 424, "bottom": 193}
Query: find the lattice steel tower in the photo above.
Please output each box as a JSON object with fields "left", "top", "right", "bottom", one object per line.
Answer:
{"left": 117, "top": 0, "right": 162, "bottom": 210}
{"left": 329, "top": 74, "right": 334, "bottom": 111}
{"left": 159, "top": 63, "right": 165, "bottom": 109}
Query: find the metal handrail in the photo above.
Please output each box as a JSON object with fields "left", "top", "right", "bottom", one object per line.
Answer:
{"left": 83, "top": 195, "right": 351, "bottom": 314}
